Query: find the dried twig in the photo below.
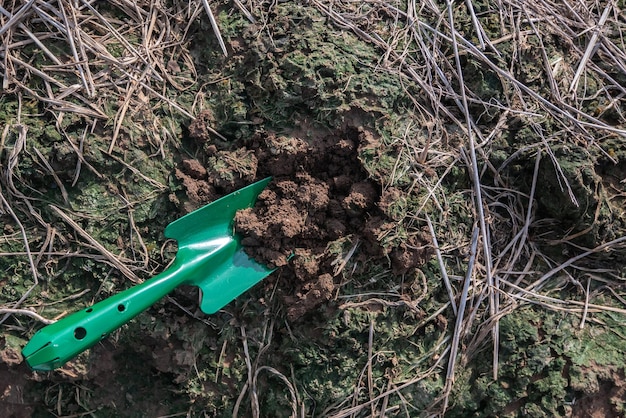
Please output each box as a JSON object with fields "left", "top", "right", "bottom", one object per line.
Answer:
{"left": 0, "top": 308, "right": 55, "bottom": 325}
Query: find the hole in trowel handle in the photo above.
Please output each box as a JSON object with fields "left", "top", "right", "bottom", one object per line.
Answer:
{"left": 73, "top": 305, "right": 125, "bottom": 341}
{"left": 74, "top": 327, "right": 87, "bottom": 340}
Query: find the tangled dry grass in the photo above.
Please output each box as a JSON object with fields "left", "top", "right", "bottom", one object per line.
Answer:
{"left": 0, "top": 0, "right": 211, "bottom": 148}
{"left": 1, "top": 0, "right": 626, "bottom": 416}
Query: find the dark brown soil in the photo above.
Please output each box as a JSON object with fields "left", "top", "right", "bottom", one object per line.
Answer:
{"left": 571, "top": 365, "right": 626, "bottom": 418}
{"left": 0, "top": 340, "right": 33, "bottom": 418}
{"left": 174, "top": 164, "right": 216, "bottom": 212}
{"left": 187, "top": 109, "right": 216, "bottom": 143}
{"left": 236, "top": 128, "right": 431, "bottom": 319}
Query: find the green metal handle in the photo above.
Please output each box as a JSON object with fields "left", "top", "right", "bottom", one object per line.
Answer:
{"left": 21, "top": 262, "right": 186, "bottom": 371}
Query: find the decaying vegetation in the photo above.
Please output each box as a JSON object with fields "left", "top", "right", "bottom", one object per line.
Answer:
{"left": 1, "top": 0, "right": 625, "bottom": 416}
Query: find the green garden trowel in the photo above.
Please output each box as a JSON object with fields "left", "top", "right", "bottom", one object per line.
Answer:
{"left": 22, "top": 178, "right": 273, "bottom": 371}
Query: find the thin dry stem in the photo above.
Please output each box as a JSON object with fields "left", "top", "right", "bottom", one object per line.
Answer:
{"left": 0, "top": 308, "right": 55, "bottom": 325}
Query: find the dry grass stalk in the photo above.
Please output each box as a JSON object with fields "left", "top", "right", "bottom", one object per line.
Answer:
{"left": 444, "top": 0, "right": 500, "bottom": 380}
{"left": 201, "top": 0, "right": 228, "bottom": 56}
{"left": 443, "top": 224, "right": 479, "bottom": 412}
{"left": 0, "top": 191, "right": 40, "bottom": 323}
{"left": 234, "top": 321, "right": 299, "bottom": 418}
{"left": 426, "top": 214, "right": 456, "bottom": 317}
{"left": 0, "top": 308, "right": 55, "bottom": 324}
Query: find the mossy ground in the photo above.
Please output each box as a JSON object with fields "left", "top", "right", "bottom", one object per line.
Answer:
{"left": 1, "top": 1, "right": 626, "bottom": 417}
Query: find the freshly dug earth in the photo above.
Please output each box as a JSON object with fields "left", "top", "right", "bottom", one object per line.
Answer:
{"left": 180, "top": 123, "right": 433, "bottom": 320}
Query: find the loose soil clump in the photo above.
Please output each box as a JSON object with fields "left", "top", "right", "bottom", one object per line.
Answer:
{"left": 230, "top": 127, "right": 432, "bottom": 320}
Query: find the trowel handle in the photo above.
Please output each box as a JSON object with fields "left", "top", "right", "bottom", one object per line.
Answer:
{"left": 22, "top": 265, "right": 184, "bottom": 371}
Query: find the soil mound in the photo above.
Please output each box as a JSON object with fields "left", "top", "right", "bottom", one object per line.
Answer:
{"left": 231, "top": 127, "right": 432, "bottom": 320}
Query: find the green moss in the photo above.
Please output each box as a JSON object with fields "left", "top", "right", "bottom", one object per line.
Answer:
{"left": 447, "top": 305, "right": 626, "bottom": 417}
{"left": 191, "top": 1, "right": 416, "bottom": 138}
